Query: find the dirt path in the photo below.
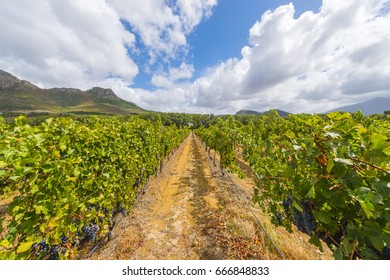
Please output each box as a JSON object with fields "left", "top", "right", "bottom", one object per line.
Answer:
{"left": 90, "top": 133, "right": 333, "bottom": 260}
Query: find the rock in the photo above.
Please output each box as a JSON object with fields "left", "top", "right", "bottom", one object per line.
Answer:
{"left": 88, "top": 87, "right": 119, "bottom": 100}
{"left": 0, "top": 69, "right": 38, "bottom": 90}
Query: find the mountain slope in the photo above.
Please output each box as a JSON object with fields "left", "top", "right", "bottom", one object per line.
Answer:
{"left": 236, "top": 109, "right": 290, "bottom": 117}
{"left": 236, "top": 109, "right": 262, "bottom": 115}
{"left": 328, "top": 97, "right": 390, "bottom": 115}
{"left": 0, "top": 70, "right": 145, "bottom": 114}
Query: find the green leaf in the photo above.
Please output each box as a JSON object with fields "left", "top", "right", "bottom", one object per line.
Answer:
{"left": 16, "top": 241, "right": 35, "bottom": 253}
{"left": 370, "top": 133, "right": 388, "bottom": 150}
{"left": 383, "top": 147, "right": 390, "bottom": 156}
{"left": 333, "top": 248, "right": 344, "bottom": 260}
{"left": 358, "top": 199, "right": 375, "bottom": 219}
{"left": 362, "top": 222, "right": 384, "bottom": 251}
{"left": 15, "top": 213, "right": 24, "bottom": 222}
{"left": 384, "top": 223, "right": 390, "bottom": 234}
{"left": 313, "top": 211, "right": 332, "bottom": 224}
{"left": 35, "top": 205, "right": 47, "bottom": 215}
{"left": 48, "top": 217, "right": 59, "bottom": 228}
{"left": 309, "top": 235, "right": 323, "bottom": 252}
{"left": 326, "top": 157, "right": 335, "bottom": 173}
{"left": 0, "top": 239, "right": 10, "bottom": 247}
{"left": 73, "top": 168, "right": 80, "bottom": 177}
{"left": 285, "top": 130, "right": 296, "bottom": 139}
{"left": 327, "top": 112, "right": 351, "bottom": 121}
{"left": 292, "top": 201, "right": 303, "bottom": 213}
{"left": 307, "top": 186, "right": 316, "bottom": 198}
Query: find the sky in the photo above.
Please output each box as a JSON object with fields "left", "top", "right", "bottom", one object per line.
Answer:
{"left": 0, "top": 0, "right": 389, "bottom": 114}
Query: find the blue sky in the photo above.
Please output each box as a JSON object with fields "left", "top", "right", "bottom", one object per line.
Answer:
{"left": 134, "top": 0, "right": 323, "bottom": 89}
{"left": 190, "top": 0, "right": 322, "bottom": 72}
{"left": 0, "top": 0, "right": 389, "bottom": 114}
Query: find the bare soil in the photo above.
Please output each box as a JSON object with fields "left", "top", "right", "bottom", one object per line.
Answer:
{"left": 89, "top": 133, "right": 333, "bottom": 260}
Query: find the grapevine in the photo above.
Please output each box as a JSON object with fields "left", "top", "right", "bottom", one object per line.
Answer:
{"left": 0, "top": 115, "right": 189, "bottom": 259}
{"left": 196, "top": 111, "right": 390, "bottom": 259}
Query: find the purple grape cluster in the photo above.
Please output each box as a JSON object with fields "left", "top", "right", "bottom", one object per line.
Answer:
{"left": 282, "top": 196, "right": 317, "bottom": 235}
{"left": 32, "top": 238, "right": 50, "bottom": 257}
{"left": 82, "top": 224, "right": 99, "bottom": 241}
{"left": 31, "top": 238, "right": 65, "bottom": 260}
{"left": 302, "top": 201, "right": 316, "bottom": 236}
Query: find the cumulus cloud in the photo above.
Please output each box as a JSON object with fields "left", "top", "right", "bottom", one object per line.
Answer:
{"left": 0, "top": 0, "right": 138, "bottom": 89}
{"left": 108, "top": 0, "right": 217, "bottom": 61}
{"left": 190, "top": 0, "right": 390, "bottom": 113}
{"left": 1, "top": 0, "right": 389, "bottom": 114}
{"left": 177, "top": 0, "right": 217, "bottom": 32}
{"left": 151, "top": 63, "right": 194, "bottom": 88}
{"left": 0, "top": 0, "right": 217, "bottom": 90}
{"left": 113, "top": 0, "right": 390, "bottom": 114}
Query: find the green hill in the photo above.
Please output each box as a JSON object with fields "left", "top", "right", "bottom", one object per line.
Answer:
{"left": 236, "top": 109, "right": 290, "bottom": 117}
{"left": 0, "top": 69, "right": 145, "bottom": 115}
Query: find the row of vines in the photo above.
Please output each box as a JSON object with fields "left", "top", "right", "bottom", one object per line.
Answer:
{"left": 195, "top": 111, "right": 390, "bottom": 259}
{"left": 0, "top": 115, "right": 189, "bottom": 259}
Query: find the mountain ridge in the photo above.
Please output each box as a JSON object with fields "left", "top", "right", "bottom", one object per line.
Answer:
{"left": 0, "top": 69, "right": 38, "bottom": 90}
{"left": 0, "top": 69, "right": 144, "bottom": 114}
{"left": 328, "top": 97, "right": 390, "bottom": 115}
{"left": 236, "top": 109, "right": 290, "bottom": 117}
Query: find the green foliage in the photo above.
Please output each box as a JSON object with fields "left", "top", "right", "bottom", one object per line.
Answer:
{"left": 140, "top": 112, "right": 218, "bottom": 129}
{"left": 196, "top": 111, "right": 390, "bottom": 259}
{"left": 94, "top": 98, "right": 138, "bottom": 110}
{"left": 195, "top": 116, "right": 244, "bottom": 176}
{"left": 240, "top": 111, "right": 390, "bottom": 259}
{"left": 0, "top": 115, "right": 189, "bottom": 259}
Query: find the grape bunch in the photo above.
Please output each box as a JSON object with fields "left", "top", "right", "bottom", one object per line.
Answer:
{"left": 282, "top": 196, "right": 317, "bottom": 235}
{"left": 302, "top": 201, "right": 316, "bottom": 236}
{"left": 31, "top": 238, "right": 65, "bottom": 260}
{"left": 275, "top": 212, "right": 283, "bottom": 225}
{"left": 133, "top": 180, "right": 141, "bottom": 188}
{"left": 60, "top": 236, "right": 69, "bottom": 245}
{"left": 48, "top": 245, "right": 60, "bottom": 260}
{"left": 282, "top": 196, "right": 292, "bottom": 214}
{"left": 116, "top": 203, "right": 127, "bottom": 217}
{"left": 119, "top": 206, "right": 127, "bottom": 217}
{"left": 102, "top": 207, "right": 109, "bottom": 215}
{"left": 31, "top": 238, "right": 50, "bottom": 257}
{"left": 82, "top": 224, "right": 100, "bottom": 241}
{"left": 292, "top": 207, "right": 306, "bottom": 232}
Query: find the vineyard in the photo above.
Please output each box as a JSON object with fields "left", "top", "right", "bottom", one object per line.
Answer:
{"left": 196, "top": 111, "right": 390, "bottom": 260}
{"left": 0, "top": 115, "right": 189, "bottom": 259}
{"left": 1, "top": 111, "right": 389, "bottom": 260}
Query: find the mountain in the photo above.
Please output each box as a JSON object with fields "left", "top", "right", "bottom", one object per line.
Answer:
{"left": 236, "top": 109, "right": 262, "bottom": 115}
{"left": 0, "top": 69, "right": 145, "bottom": 114}
{"left": 328, "top": 97, "right": 390, "bottom": 115}
{"left": 236, "top": 109, "right": 290, "bottom": 117}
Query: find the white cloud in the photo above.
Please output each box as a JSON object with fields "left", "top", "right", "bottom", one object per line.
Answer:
{"left": 1, "top": 0, "right": 389, "bottom": 114}
{"left": 0, "top": 0, "right": 217, "bottom": 90}
{"left": 108, "top": 0, "right": 217, "bottom": 60}
{"left": 177, "top": 0, "right": 217, "bottom": 32}
{"left": 189, "top": 0, "right": 390, "bottom": 114}
{"left": 151, "top": 63, "right": 194, "bottom": 88}
{"left": 0, "top": 0, "right": 138, "bottom": 89}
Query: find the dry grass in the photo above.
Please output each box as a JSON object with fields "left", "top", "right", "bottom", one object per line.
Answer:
{"left": 88, "top": 134, "right": 333, "bottom": 260}
{"left": 226, "top": 156, "right": 334, "bottom": 260}
{"left": 0, "top": 194, "right": 17, "bottom": 240}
